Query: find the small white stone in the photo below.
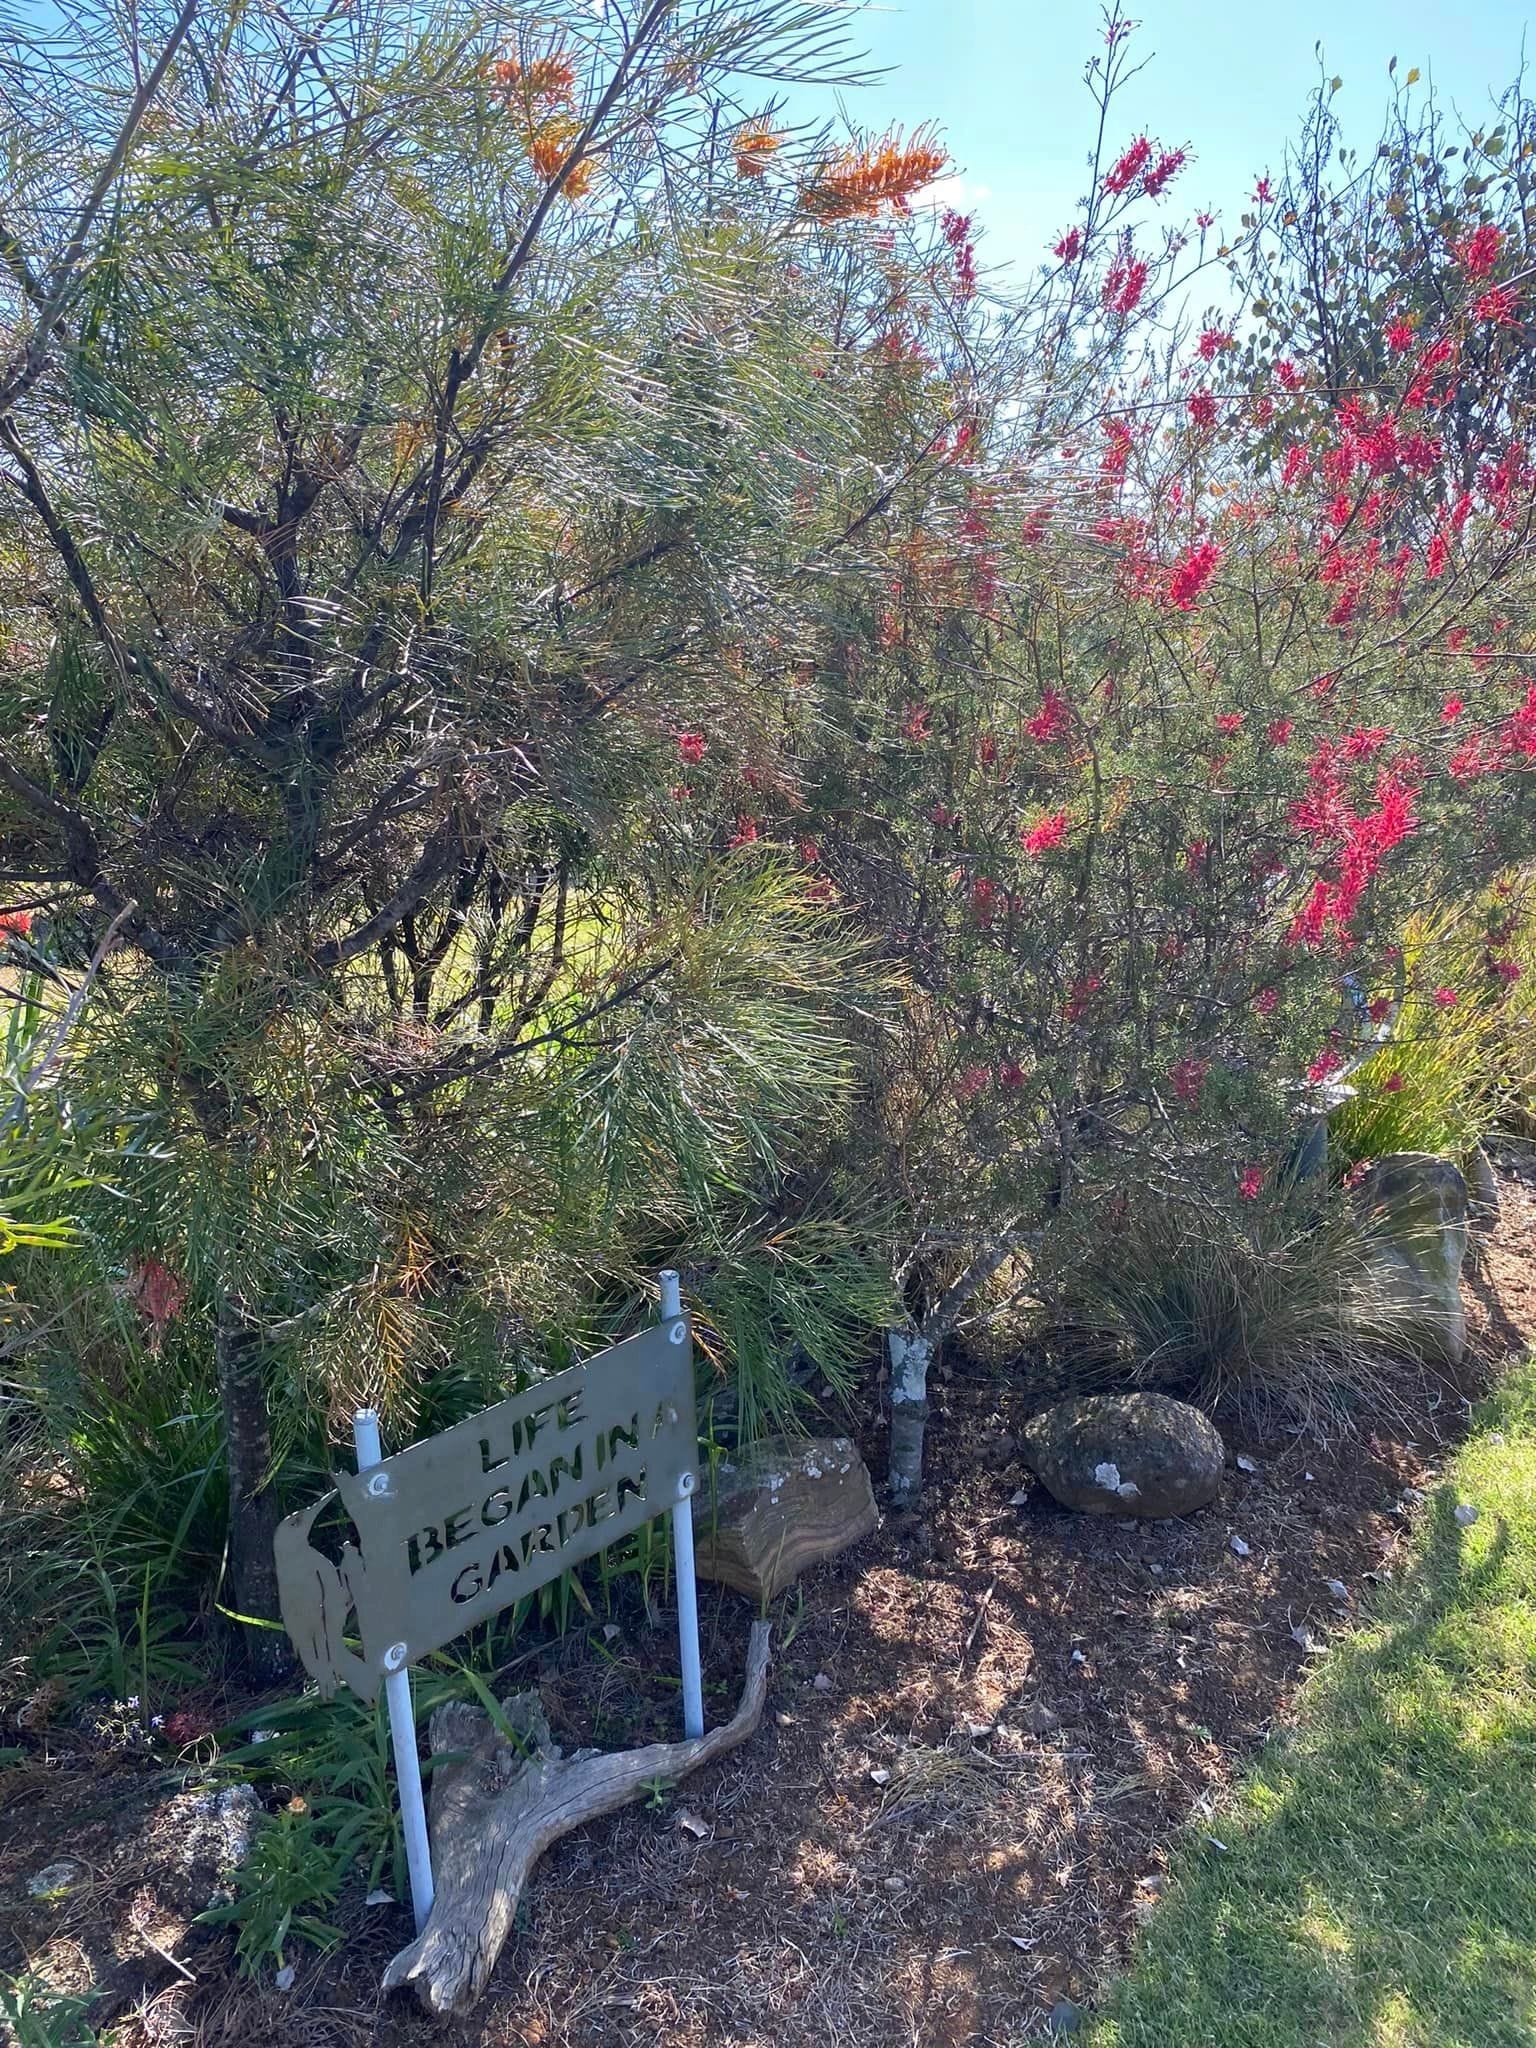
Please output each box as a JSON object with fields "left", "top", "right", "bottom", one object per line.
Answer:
{"left": 869, "top": 1766, "right": 892, "bottom": 1786}
{"left": 1093, "top": 1461, "right": 1123, "bottom": 1491}
{"left": 1324, "top": 1579, "right": 1350, "bottom": 1603}
{"left": 1229, "top": 1534, "right": 1251, "bottom": 1557}
{"left": 274, "top": 1965, "right": 296, "bottom": 1991}
{"left": 812, "top": 1672, "right": 834, "bottom": 1693}
{"left": 1009, "top": 1487, "right": 1031, "bottom": 1506}
{"left": 1454, "top": 1502, "right": 1479, "bottom": 1527}
{"left": 365, "top": 1889, "right": 394, "bottom": 1907}
{"left": 1236, "top": 1455, "right": 1258, "bottom": 1474}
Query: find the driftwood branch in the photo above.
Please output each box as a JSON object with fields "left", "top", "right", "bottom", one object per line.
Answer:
{"left": 382, "top": 1619, "right": 772, "bottom": 2014}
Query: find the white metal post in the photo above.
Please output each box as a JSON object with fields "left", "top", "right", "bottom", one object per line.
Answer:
{"left": 352, "top": 1408, "right": 435, "bottom": 1935}
{"left": 659, "top": 1270, "right": 705, "bottom": 1740}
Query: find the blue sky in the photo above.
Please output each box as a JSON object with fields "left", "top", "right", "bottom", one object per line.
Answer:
{"left": 789, "top": 0, "right": 1533, "bottom": 283}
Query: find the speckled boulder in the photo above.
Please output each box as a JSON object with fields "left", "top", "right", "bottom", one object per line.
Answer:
{"left": 1352, "top": 1151, "right": 1468, "bottom": 1364}
{"left": 1023, "top": 1394, "right": 1224, "bottom": 1518}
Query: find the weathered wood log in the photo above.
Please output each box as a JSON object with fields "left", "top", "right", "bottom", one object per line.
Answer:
{"left": 694, "top": 1436, "right": 878, "bottom": 1602}
{"left": 381, "top": 1619, "right": 772, "bottom": 2013}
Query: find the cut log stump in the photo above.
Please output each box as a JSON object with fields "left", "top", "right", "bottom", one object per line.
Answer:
{"left": 694, "top": 1436, "right": 878, "bottom": 1604}
{"left": 381, "top": 1619, "right": 771, "bottom": 2013}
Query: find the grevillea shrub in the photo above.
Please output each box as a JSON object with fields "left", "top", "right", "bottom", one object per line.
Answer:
{"left": 670, "top": 24, "right": 1536, "bottom": 1378}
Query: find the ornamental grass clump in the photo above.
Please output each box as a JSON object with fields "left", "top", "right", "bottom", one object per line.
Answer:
{"left": 1039, "top": 1190, "right": 1421, "bottom": 1431}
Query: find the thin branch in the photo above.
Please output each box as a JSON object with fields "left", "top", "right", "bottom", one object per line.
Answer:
{"left": 0, "top": 0, "right": 200, "bottom": 420}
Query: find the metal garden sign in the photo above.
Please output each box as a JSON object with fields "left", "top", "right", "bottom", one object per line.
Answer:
{"left": 274, "top": 1272, "right": 703, "bottom": 1936}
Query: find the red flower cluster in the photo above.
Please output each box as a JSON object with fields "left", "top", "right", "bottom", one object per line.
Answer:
{"left": 1475, "top": 285, "right": 1520, "bottom": 327}
{"left": 728, "top": 816, "right": 760, "bottom": 848}
{"left": 0, "top": 908, "right": 31, "bottom": 938}
{"left": 1167, "top": 541, "right": 1221, "bottom": 609}
{"left": 1385, "top": 317, "right": 1415, "bottom": 352}
{"left": 1025, "top": 689, "right": 1071, "bottom": 743}
{"left": 941, "top": 209, "right": 977, "bottom": 299}
{"left": 1197, "top": 328, "right": 1234, "bottom": 361}
{"left": 1021, "top": 811, "right": 1069, "bottom": 857}
{"left": 676, "top": 730, "right": 707, "bottom": 764}
{"left": 1215, "top": 712, "right": 1245, "bottom": 734}
{"left": 1053, "top": 227, "right": 1083, "bottom": 263}
{"left": 1187, "top": 391, "right": 1218, "bottom": 430}
{"left": 1103, "top": 137, "right": 1153, "bottom": 195}
{"left": 1103, "top": 253, "right": 1149, "bottom": 316}
{"left": 1141, "top": 147, "right": 1188, "bottom": 198}
{"left": 1169, "top": 1055, "right": 1210, "bottom": 1103}
{"left": 1457, "top": 222, "right": 1502, "bottom": 280}
{"left": 1239, "top": 1166, "right": 1264, "bottom": 1200}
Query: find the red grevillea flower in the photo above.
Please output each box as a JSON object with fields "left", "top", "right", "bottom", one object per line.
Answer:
{"left": 1025, "top": 689, "right": 1071, "bottom": 743}
{"left": 1103, "top": 255, "right": 1149, "bottom": 316}
{"left": 1382, "top": 1072, "right": 1404, "bottom": 1091}
{"left": 1142, "top": 147, "right": 1187, "bottom": 197}
{"left": 1065, "top": 974, "right": 1102, "bottom": 1021}
{"left": 1441, "top": 696, "right": 1465, "bottom": 723}
{"left": 1103, "top": 137, "right": 1153, "bottom": 195}
{"left": 1385, "top": 318, "right": 1415, "bottom": 352}
{"left": 1187, "top": 391, "right": 1218, "bottom": 429}
{"left": 1426, "top": 531, "right": 1449, "bottom": 579}
{"left": 929, "top": 802, "right": 956, "bottom": 827}
{"left": 1167, "top": 541, "right": 1222, "bottom": 609}
{"left": 1490, "top": 958, "right": 1523, "bottom": 985}
{"left": 1266, "top": 716, "right": 1294, "bottom": 746}
{"left": 1274, "top": 359, "right": 1302, "bottom": 391}
{"left": 1457, "top": 222, "right": 1502, "bottom": 280}
{"left": 1367, "top": 995, "right": 1392, "bottom": 1023}
{"left": 971, "top": 876, "right": 1000, "bottom": 923}
{"left": 1254, "top": 986, "right": 1279, "bottom": 1015}
{"left": 1215, "top": 712, "right": 1245, "bottom": 735}
{"left": 1307, "top": 1048, "right": 1343, "bottom": 1083}
{"left": 902, "top": 702, "right": 932, "bottom": 740}
{"left": 1169, "top": 1055, "right": 1210, "bottom": 1103}
{"left": 728, "top": 816, "right": 760, "bottom": 848}
{"left": 1342, "top": 726, "right": 1390, "bottom": 760}
{"left": 1433, "top": 985, "right": 1459, "bottom": 1008}
{"left": 1505, "top": 686, "right": 1536, "bottom": 757}
{"left": 0, "top": 908, "right": 32, "bottom": 938}
{"left": 1053, "top": 227, "right": 1083, "bottom": 262}
{"left": 1021, "top": 811, "right": 1069, "bottom": 857}
{"left": 1254, "top": 175, "right": 1274, "bottom": 203}
{"left": 1238, "top": 1166, "right": 1264, "bottom": 1200}
{"left": 1197, "top": 328, "right": 1234, "bottom": 361}
{"left": 676, "top": 730, "right": 707, "bottom": 764}
{"left": 1475, "top": 285, "right": 1520, "bottom": 327}
{"left": 998, "top": 1059, "right": 1026, "bottom": 1088}
{"left": 957, "top": 1064, "right": 991, "bottom": 1101}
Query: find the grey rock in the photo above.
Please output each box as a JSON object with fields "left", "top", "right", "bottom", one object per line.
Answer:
{"left": 1352, "top": 1152, "right": 1469, "bottom": 1365}
{"left": 1024, "top": 1394, "right": 1225, "bottom": 1519}
{"left": 1048, "top": 1998, "right": 1086, "bottom": 2033}
{"left": 27, "top": 1859, "right": 84, "bottom": 1897}
{"left": 1466, "top": 1145, "right": 1500, "bottom": 1239}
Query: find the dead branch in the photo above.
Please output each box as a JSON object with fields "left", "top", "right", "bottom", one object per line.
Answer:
{"left": 382, "top": 1619, "right": 771, "bottom": 2014}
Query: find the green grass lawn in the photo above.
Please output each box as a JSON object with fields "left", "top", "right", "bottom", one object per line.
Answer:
{"left": 1090, "top": 1356, "right": 1536, "bottom": 2048}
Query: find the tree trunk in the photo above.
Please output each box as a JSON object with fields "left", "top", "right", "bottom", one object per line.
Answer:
{"left": 886, "top": 1326, "right": 933, "bottom": 1510}
{"left": 215, "top": 1289, "right": 292, "bottom": 1679}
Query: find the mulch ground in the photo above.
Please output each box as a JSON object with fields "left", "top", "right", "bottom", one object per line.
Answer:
{"left": 4, "top": 1149, "right": 1535, "bottom": 2048}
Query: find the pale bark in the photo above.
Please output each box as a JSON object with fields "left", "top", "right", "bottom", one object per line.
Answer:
{"left": 382, "top": 1618, "right": 772, "bottom": 2013}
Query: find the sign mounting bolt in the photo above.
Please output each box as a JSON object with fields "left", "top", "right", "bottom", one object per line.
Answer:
{"left": 366, "top": 1471, "right": 392, "bottom": 1497}
{"left": 383, "top": 1641, "right": 408, "bottom": 1673}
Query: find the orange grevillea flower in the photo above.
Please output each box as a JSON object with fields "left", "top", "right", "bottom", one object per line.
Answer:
{"left": 733, "top": 125, "right": 783, "bottom": 178}
{"left": 799, "top": 129, "right": 948, "bottom": 221}
{"left": 492, "top": 51, "right": 576, "bottom": 104}
{"left": 528, "top": 117, "right": 591, "bottom": 194}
